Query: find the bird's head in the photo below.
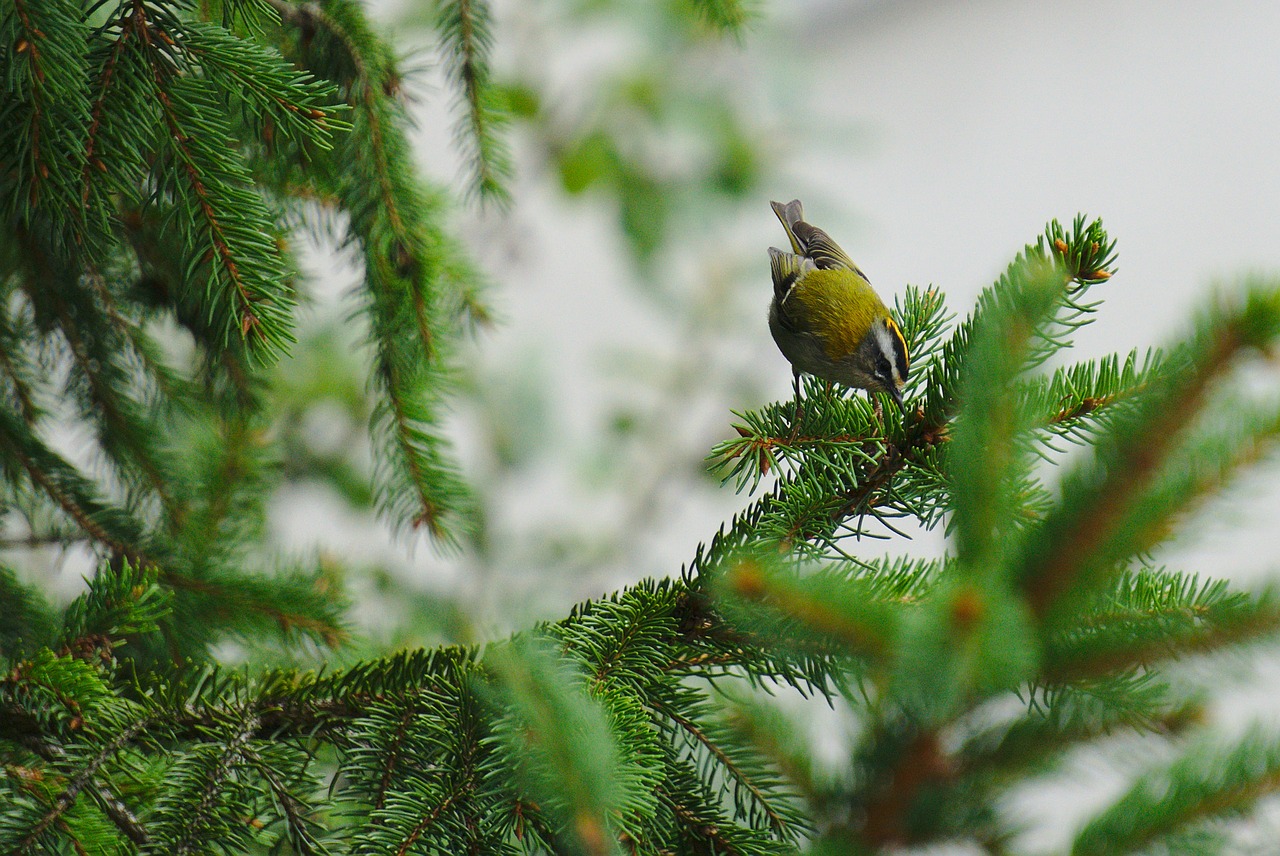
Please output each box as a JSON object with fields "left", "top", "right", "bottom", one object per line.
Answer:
{"left": 859, "top": 315, "right": 910, "bottom": 410}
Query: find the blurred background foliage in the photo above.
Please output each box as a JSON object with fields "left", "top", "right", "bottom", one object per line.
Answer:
{"left": 254, "top": 0, "right": 794, "bottom": 645}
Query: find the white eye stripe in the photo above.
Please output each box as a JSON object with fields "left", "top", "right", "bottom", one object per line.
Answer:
{"left": 871, "top": 322, "right": 906, "bottom": 384}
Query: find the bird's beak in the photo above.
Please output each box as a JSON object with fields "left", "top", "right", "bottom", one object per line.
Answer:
{"left": 887, "top": 385, "right": 905, "bottom": 412}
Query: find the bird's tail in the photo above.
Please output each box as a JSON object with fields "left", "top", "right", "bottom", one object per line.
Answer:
{"left": 770, "top": 199, "right": 805, "bottom": 255}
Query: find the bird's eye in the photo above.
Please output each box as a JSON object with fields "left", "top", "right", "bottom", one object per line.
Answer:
{"left": 876, "top": 356, "right": 891, "bottom": 380}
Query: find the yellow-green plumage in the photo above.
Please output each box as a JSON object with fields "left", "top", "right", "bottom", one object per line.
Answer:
{"left": 780, "top": 268, "right": 885, "bottom": 363}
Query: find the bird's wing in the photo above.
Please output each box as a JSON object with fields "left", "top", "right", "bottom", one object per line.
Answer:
{"left": 790, "top": 220, "right": 869, "bottom": 278}
{"left": 770, "top": 199, "right": 870, "bottom": 279}
{"left": 768, "top": 246, "right": 815, "bottom": 303}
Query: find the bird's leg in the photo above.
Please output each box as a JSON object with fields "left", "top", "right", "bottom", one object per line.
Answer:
{"left": 787, "top": 370, "right": 803, "bottom": 444}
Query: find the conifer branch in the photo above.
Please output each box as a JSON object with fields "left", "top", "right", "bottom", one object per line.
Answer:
{"left": 17, "top": 716, "right": 152, "bottom": 851}
{"left": 268, "top": 0, "right": 476, "bottom": 541}
{"left": 654, "top": 701, "right": 790, "bottom": 838}
{"left": 161, "top": 570, "right": 348, "bottom": 648}
{"left": 270, "top": 0, "right": 435, "bottom": 352}
{"left": 93, "top": 782, "right": 149, "bottom": 847}
{"left": 718, "top": 557, "right": 897, "bottom": 660}
{"left": 240, "top": 744, "right": 324, "bottom": 856}
{"left": 49, "top": 291, "right": 176, "bottom": 516}
{"left": 10, "top": 228, "right": 177, "bottom": 517}
{"left": 0, "top": 340, "right": 38, "bottom": 427}
{"left": 116, "top": 2, "right": 297, "bottom": 360}
{"left": 860, "top": 727, "right": 950, "bottom": 848}
{"left": 1018, "top": 289, "right": 1280, "bottom": 621}
{"left": 392, "top": 791, "right": 460, "bottom": 856}
{"left": 1046, "top": 592, "right": 1280, "bottom": 682}
{"left": 1072, "top": 729, "right": 1280, "bottom": 856}
{"left": 691, "top": 0, "right": 757, "bottom": 31}
{"left": 370, "top": 708, "right": 415, "bottom": 816}
{"left": 660, "top": 760, "right": 785, "bottom": 856}
{"left": 79, "top": 7, "right": 132, "bottom": 211}
{"left": 0, "top": 405, "right": 149, "bottom": 566}
{"left": 3, "top": 0, "right": 89, "bottom": 221}
{"left": 435, "top": 0, "right": 512, "bottom": 201}
{"left": 142, "top": 22, "right": 262, "bottom": 343}
{"left": 155, "top": 712, "right": 262, "bottom": 856}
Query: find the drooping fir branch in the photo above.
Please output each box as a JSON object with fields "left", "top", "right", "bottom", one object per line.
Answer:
{"left": 0, "top": 0, "right": 90, "bottom": 235}
{"left": 0, "top": 1, "right": 480, "bottom": 613}
{"left": 0, "top": 283, "right": 42, "bottom": 426}
{"left": 681, "top": 0, "right": 760, "bottom": 33}
{"left": 0, "top": 402, "right": 152, "bottom": 567}
{"left": 13, "top": 231, "right": 177, "bottom": 519}
{"left": 82, "top": 1, "right": 308, "bottom": 359}
{"left": 266, "top": 0, "right": 478, "bottom": 543}
{"left": 433, "top": 0, "right": 512, "bottom": 202}
{"left": 1, "top": 0, "right": 354, "bottom": 569}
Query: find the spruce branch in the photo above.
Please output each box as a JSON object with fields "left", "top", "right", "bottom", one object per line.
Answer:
{"left": 78, "top": 1, "right": 132, "bottom": 213}
{"left": 713, "top": 554, "right": 903, "bottom": 662}
{"left": 15, "top": 713, "right": 152, "bottom": 852}
{"left": 59, "top": 560, "right": 170, "bottom": 663}
{"left": 150, "top": 72, "right": 296, "bottom": 357}
{"left": 183, "top": 21, "right": 343, "bottom": 152}
{"left": 1045, "top": 574, "right": 1280, "bottom": 682}
{"left": 1015, "top": 284, "right": 1280, "bottom": 622}
{"left": 147, "top": 710, "right": 262, "bottom": 856}
{"left": 28, "top": 270, "right": 177, "bottom": 518}
{"left": 482, "top": 636, "right": 629, "bottom": 856}
{"left": 161, "top": 566, "right": 349, "bottom": 649}
{"left": 1072, "top": 728, "right": 1280, "bottom": 856}
{"left": 651, "top": 692, "right": 805, "bottom": 842}
{"left": 434, "top": 0, "right": 512, "bottom": 201}
{"left": 240, "top": 743, "right": 326, "bottom": 856}
{"left": 660, "top": 759, "right": 793, "bottom": 856}
{"left": 958, "top": 673, "right": 1195, "bottom": 788}
{"left": 269, "top": 0, "right": 477, "bottom": 542}
{"left": 1, "top": 0, "right": 90, "bottom": 230}
{"left": 0, "top": 403, "right": 150, "bottom": 566}
{"left": 948, "top": 255, "right": 1068, "bottom": 565}
{"left": 0, "top": 291, "right": 42, "bottom": 427}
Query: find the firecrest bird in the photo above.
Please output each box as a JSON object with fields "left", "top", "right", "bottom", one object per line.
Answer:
{"left": 767, "top": 200, "right": 910, "bottom": 424}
